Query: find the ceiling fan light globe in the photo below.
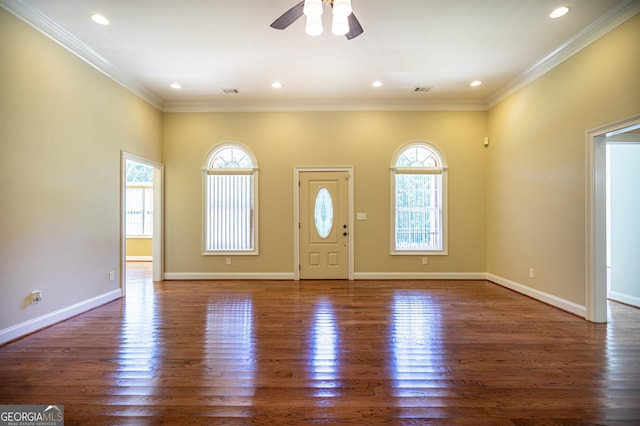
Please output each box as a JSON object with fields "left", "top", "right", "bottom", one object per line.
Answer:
{"left": 333, "top": 0, "right": 352, "bottom": 16}
{"left": 305, "top": 14, "right": 323, "bottom": 36}
{"left": 332, "top": 14, "right": 349, "bottom": 36}
{"left": 303, "top": 0, "right": 323, "bottom": 17}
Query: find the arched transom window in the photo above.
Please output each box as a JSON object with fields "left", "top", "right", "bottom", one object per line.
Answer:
{"left": 390, "top": 142, "right": 448, "bottom": 254}
{"left": 203, "top": 143, "right": 258, "bottom": 255}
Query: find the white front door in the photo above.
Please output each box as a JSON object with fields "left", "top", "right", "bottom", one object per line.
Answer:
{"left": 299, "top": 171, "right": 349, "bottom": 279}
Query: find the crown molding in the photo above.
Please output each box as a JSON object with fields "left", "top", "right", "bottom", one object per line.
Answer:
{"left": 3, "top": 0, "right": 637, "bottom": 113}
{"left": 486, "top": 0, "right": 640, "bottom": 109}
{"left": 161, "top": 100, "right": 488, "bottom": 113}
{"left": 0, "top": 0, "right": 164, "bottom": 109}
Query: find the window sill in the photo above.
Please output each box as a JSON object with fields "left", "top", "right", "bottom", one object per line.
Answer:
{"left": 203, "top": 251, "right": 259, "bottom": 256}
{"left": 391, "top": 250, "right": 447, "bottom": 256}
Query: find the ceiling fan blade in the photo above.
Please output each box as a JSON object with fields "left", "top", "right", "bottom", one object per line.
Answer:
{"left": 345, "top": 13, "right": 364, "bottom": 40}
{"left": 270, "top": 1, "right": 305, "bottom": 30}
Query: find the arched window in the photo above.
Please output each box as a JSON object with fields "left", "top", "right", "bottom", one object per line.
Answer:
{"left": 390, "top": 142, "right": 448, "bottom": 254}
{"left": 203, "top": 143, "right": 258, "bottom": 255}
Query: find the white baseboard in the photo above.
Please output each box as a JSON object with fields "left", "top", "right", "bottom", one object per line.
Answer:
{"left": 486, "top": 273, "right": 586, "bottom": 318}
{"left": 608, "top": 290, "right": 640, "bottom": 308}
{"left": 163, "top": 271, "right": 486, "bottom": 281}
{"left": 0, "top": 289, "right": 122, "bottom": 345}
{"left": 163, "top": 272, "right": 296, "bottom": 280}
{"left": 354, "top": 272, "right": 487, "bottom": 280}
{"left": 126, "top": 256, "right": 152, "bottom": 261}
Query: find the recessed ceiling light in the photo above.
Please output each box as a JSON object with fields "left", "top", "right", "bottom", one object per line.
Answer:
{"left": 470, "top": 80, "right": 482, "bottom": 87}
{"left": 549, "top": 6, "right": 570, "bottom": 18}
{"left": 372, "top": 80, "right": 383, "bottom": 88}
{"left": 272, "top": 82, "right": 282, "bottom": 89}
{"left": 170, "top": 83, "right": 181, "bottom": 89}
{"left": 90, "top": 13, "right": 109, "bottom": 25}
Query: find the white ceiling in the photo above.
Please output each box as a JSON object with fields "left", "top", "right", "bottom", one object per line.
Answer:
{"left": 2, "top": 0, "right": 639, "bottom": 111}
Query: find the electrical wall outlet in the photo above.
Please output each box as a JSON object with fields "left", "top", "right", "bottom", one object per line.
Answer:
{"left": 226, "top": 257, "right": 232, "bottom": 265}
{"left": 529, "top": 268, "right": 535, "bottom": 279}
{"left": 109, "top": 271, "right": 115, "bottom": 281}
{"left": 422, "top": 257, "right": 428, "bottom": 265}
{"left": 30, "top": 290, "right": 42, "bottom": 304}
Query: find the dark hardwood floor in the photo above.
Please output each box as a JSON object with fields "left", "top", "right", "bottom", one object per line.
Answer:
{"left": 1, "top": 262, "right": 639, "bottom": 425}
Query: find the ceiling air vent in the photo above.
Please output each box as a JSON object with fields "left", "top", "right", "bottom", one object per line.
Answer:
{"left": 222, "top": 88, "right": 240, "bottom": 94}
{"left": 414, "top": 86, "right": 433, "bottom": 93}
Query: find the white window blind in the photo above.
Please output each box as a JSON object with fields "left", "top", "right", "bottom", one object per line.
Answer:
{"left": 206, "top": 173, "right": 254, "bottom": 251}
{"left": 126, "top": 184, "right": 153, "bottom": 236}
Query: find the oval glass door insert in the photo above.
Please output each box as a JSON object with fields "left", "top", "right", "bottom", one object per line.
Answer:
{"left": 314, "top": 187, "right": 334, "bottom": 238}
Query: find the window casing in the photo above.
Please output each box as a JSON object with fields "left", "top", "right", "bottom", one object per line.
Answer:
{"left": 390, "top": 142, "right": 448, "bottom": 255}
{"left": 203, "top": 143, "right": 258, "bottom": 255}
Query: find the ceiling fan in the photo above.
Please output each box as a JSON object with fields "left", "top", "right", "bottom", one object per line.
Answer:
{"left": 270, "top": 0, "right": 364, "bottom": 40}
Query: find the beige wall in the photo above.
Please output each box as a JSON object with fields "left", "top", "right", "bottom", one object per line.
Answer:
{"left": 126, "top": 238, "right": 153, "bottom": 258}
{"left": 486, "top": 13, "right": 640, "bottom": 305}
{"left": 0, "top": 9, "right": 162, "bottom": 331}
{"left": 163, "top": 111, "right": 487, "bottom": 275}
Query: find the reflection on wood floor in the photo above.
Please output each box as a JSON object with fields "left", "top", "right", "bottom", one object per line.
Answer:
{"left": 1, "top": 261, "right": 639, "bottom": 424}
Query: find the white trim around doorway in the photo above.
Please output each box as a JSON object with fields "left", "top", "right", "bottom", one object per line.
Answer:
{"left": 121, "top": 152, "right": 165, "bottom": 296}
{"left": 293, "top": 166, "right": 355, "bottom": 280}
{"left": 585, "top": 114, "right": 640, "bottom": 323}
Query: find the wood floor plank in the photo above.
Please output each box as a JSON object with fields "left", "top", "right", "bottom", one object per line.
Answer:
{"left": 1, "top": 262, "right": 639, "bottom": 424}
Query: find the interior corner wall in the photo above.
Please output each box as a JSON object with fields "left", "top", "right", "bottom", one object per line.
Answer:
{"left": 162, "top": 110, "right": 487, "bottom": 276}
{"left": 486, "top": 12, "right": 640, "bottom": 307}
{"left": 0, "top": 8, "right": 162, "bottom": 338}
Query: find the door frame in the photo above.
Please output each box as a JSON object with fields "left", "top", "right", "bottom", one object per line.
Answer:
{"left": 121, "top": 152, "right": 165, "bottom": 296}
{"left": 585, "top": 114, "right": 640, "bottom": 322}
{"left": 294, "top": 166, "right": 354, "bottom": 280}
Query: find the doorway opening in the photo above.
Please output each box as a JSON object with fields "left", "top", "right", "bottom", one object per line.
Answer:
{"left": 121, "top": 152, "right": 164, "bottom": 296}
{"left": 586, "top": 114, "right": 640, "bottom": 322}
{"left": 606, "top": 135, "right": 640, "bottom": 309}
